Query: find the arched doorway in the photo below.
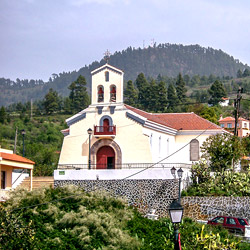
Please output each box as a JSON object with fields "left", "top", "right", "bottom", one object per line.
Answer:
{"left": 97, "top": 146, "right": 115, "bottom": 169}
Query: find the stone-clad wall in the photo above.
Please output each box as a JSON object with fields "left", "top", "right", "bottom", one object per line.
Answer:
{"left": 54, "top": 179, "right": 178, "bottom": 217}
{"left": 182, "top": 196, "right": 250, "bottom": 221}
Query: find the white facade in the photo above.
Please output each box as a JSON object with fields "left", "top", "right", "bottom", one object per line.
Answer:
{"left": 57, "top": 63, "right": 224, "bottom": 181}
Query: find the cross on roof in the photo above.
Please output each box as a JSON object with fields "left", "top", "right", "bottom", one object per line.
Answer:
{"left": 104, "top": 49, "right": 111, "bottom": 64}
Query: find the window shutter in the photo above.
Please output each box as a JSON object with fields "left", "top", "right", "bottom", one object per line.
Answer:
{"left": 190, "top": 139, "right": 199, "bottom": 161}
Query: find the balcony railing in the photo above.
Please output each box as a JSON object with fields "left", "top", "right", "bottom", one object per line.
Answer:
{"left": 94, "top": 125, "right": 116, "bottom": 136}
{"left": 58, "top": 163, "right": 192, "bottom": 170}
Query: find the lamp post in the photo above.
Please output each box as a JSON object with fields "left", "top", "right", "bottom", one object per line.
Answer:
{"left": 171, "top": 167, "right": 183, "bottom": 203}
{"left": 87, "top": 128, "right": 93, "bottom": 170}
{"left": 21, "top": 129, "right": 26, "bottom": 157}
{"left": 168, "top": 199, "right": 184, "bottom": 250}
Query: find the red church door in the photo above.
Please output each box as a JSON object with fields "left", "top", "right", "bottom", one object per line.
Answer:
{"left": 97, "top": 146, "right": 115, "bottom": 169}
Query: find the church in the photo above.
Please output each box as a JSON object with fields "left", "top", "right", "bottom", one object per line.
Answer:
{"left": 55, "top": 62, "right": 223, "bottom": 182}
{"left": 54, "top": 62, "right": 224, "bottom": 216}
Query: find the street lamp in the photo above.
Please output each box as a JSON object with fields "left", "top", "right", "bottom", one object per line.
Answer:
{"left": 21, "top": 129, "right": 26, "bottom": 157}
{"left": 87, "top": 128, "right": 93, "bottom": 170}
{"left": 168, "top": 199, "right": 184, "bottom": 250}
{"left": 171, "top": 167, "right": 183, "bottom": 203}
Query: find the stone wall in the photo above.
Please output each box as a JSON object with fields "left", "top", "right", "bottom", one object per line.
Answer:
{"left": 54, "top": 179, "right": 178, "bottom": 217}
{"left": 182, "top": 196, "right": 250, "bottom": 221}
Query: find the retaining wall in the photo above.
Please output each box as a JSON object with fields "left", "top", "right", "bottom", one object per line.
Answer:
{"left": 54, "top": 179, "right": 178, "bottom": 217}
{"left": 182, "top": 196, "right": 250, "bottom": 221}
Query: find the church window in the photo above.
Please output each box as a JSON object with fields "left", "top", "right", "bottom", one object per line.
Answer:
{"left": 98, "top": 85, "right": 104, "bottom": 102}
{"left": 110, "top": 85, "right": 116, "bottom": 102}
{"left": 190, "top": 139, "right": 199, "bottom": 161}
{"left": 105, "top": 71, "right": 109, "bottom": 82}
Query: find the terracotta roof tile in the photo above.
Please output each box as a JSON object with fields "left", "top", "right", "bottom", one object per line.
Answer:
{"left": 219, "top": 117, "right": 249, "bottom": 122}
{"left": 0, "top": 152, "right": 35, "bottom": 164}
{"left": 125, "top": 105, "right": 222, "bottom": 130}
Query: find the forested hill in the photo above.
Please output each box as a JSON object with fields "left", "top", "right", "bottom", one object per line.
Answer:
{"left": 0, "top": 43, "right": 249, "bottom": 106}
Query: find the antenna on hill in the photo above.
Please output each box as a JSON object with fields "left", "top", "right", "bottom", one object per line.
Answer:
{"left": 104, "top": 49, "right": 111, "bottom": 64}
{"left": 151, "top": 38, "right": 155, "bottom": 47}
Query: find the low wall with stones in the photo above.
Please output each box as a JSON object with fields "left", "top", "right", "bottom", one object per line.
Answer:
{"left": 54, "top": 179, "right": 178, "bottom": 217}
{"left": 182, "top": 196, "right": 250, "bottom": 221}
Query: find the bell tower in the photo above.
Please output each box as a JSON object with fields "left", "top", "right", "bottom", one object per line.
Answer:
{"left": 91, "top": 51, "right": 124, "bottom": 106}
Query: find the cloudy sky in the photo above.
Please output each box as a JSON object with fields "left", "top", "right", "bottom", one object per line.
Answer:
{"left": 1, "top": 0, "right": 250, "bottom": 81}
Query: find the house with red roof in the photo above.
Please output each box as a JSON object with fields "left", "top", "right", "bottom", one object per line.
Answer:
{"left": 219, "top": 116, "right": 250, "bottom": 137}
{"left": 0, "top": 148, "right": 34, "bottom": 201}
{"left": 55, "top": 63, "right": 225, "bottom": 184}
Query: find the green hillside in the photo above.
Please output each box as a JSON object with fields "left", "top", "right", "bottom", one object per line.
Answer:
{"left": 0, "top": 43, "right": 249, "bottom": 106}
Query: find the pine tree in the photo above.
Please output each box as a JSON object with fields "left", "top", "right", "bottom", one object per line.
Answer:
{"left": 243, "top": 69, "right": 250, "bottom": 77}
{"left": 237, "top": 69, "right": 243, "bottom": 78}
{"left": 124, "top": 80, "right": 138, "bottom": 106}
{"left": 176, "top": 73, "right": 187, "bottom": 103}
{"left": 146, "top": 79, "right": 158, "bottom": 112}
{"left": 135, "top": 73, "right": 149, "bottom": 110}
{"left": 0, "top": 106, "right": 6, "bottom": 123}
{"left": 43, "top": 88, "right": 60, "bottom": 114}
{"left": 167, "top": 84, "right": 179, "bottom": 112}
{"left": 208, "top": 80, "right": 227, "bottom": 106}
{"left": 155, "top": 81, "right": 167, "bottom": 112}
{"left": 68, "top": 75, "right": 90, "bottom": 112}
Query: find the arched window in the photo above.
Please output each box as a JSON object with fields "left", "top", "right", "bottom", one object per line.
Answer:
{"left": 110, "top": 85, "right": 116, "bottom": 102}
{"left": 105, "top": 71, "right": 109, "bottom": 82}
{"left": 99, "top": 115, "right": 114, "bottom": 133}
{"left": 97, "top": 85, "right": 104, "bottom": 102}
{"left": 190, "top": 139, "right": 199, "bottom": 161}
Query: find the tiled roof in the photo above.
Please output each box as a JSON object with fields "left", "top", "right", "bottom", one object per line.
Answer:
{"left": 125, "top": 105, "right": 222, "bottom": 130}
{"left": 219, "top": 117, "right": 249, "bottom": 122}
{"left": 0, "top": 152, "right": 35, "bottom": 164}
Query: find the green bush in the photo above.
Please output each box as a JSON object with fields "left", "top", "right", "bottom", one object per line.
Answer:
{"left": 186, "top": 162, "right": 250, "bottom": 196}
{"left": 1, "top": 186, "right": 248, "bottom": 249}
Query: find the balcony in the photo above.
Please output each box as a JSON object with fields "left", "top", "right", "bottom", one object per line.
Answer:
{"left": 94, "top": 125, "right": 116, "bottom": 136}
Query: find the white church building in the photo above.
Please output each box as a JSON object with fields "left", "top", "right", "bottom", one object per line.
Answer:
{"left": 54, "top": 63, "right": 224, "bottom": 183}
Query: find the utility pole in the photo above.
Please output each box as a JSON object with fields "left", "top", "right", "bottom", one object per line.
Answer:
{"left": 234, "top": 87, "right": 243, "bottom": 136}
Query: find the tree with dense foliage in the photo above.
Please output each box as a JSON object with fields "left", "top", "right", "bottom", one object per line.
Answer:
{"left": 43, "top": 88, "right": 60, "bottom": 114}
{"left": 208, "top": 80, "right": 227, "bottom": 106}
{"left": 176, "top": 73, "right": 187, "bottom": 103}
{"left": 199, "top": 105, "right": 219, "bottom": 124}
{"left": 201, "top": 133, "right": 245, "bottom": 171}
{"left": 135, "top": 73, "right": 150, "bottom": 110}
{"left": 1, "top": 186, "right": 248, "bottom": 249}
{"left": 243, "top": 68, "right": 250, "bottom": 77}
{"left": 167, "top": 83, "right": 179, "bottom": 112}
{"left": 68, "top": 75, "right": 90, "bottom": 113}
{"left": 237, "top": 69, "right": 243, "bottom": 78}
{"left": 124, "top": 80, "right": 138, "bottom": 106}
{"left": 0, "top": 106, "right": 6, "bottom": 123}
{"left": 155, "top": 81, "right": 168, "bottom": 112}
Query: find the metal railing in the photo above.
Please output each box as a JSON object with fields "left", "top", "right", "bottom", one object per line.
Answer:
{"left": 94, "top": 125, "right": 116, "bottom": 135}
{"left": 58, "top": 163, "right": 192, "bottom": 170}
